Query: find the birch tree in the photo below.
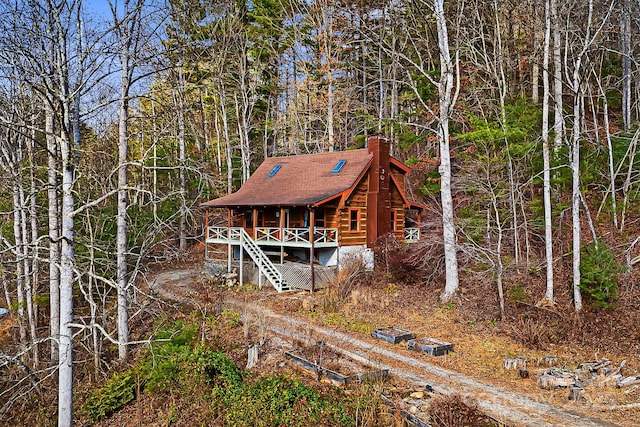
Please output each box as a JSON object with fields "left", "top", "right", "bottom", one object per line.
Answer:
{"left": 565, "top": 0, "right": 613, "bottom": 311}
{"left": 110, "top": 0, "right": 146, "bottom": 361}
{"left": 620, "top": 0, "right": 631, "bottom": 133}
{"left": 539, "top": 0, "right": 555, "bottom": 305}
{"left": 434, "top": 0, "right": 460, "bottom": 301}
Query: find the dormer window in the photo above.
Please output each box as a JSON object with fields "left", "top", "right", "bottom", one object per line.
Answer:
{"left": 332, "top": 159, "right": 347, "bottom": 174}
{"left": 267, "top": 163, "right": 282, "bottom": 178}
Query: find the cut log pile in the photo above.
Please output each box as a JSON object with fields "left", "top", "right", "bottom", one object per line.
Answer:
{"left": 531, "top": 357, "right": 640, "bottom": 395}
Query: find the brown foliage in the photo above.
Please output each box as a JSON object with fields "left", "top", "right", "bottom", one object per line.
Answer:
{"left": 428, "top": 394, "right": 493, "bottom": 427}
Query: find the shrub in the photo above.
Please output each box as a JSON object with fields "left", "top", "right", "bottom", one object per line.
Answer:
{"left": 84, "top": 371, "right": 137, "bottom": 423}
{"left": 428, "top": 394, "right": 493, "bottom": 427}
{"left": 511, "top": 316, "right": 551, "bottom": 350}
{"left": 509, "top": 284, "right": 527, "bottom": 303}
{"left": 580, "top": 242, "right": 620, "bottom": 308}
{"left": 218, "top": 375, "right": 352, "bottom": 427}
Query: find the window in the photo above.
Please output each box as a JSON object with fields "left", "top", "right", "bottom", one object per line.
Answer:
{"left": 332, "top": 159, "right": 347, "bottom": 174}
{"left": 244, "top": 210, "right": 253, "bottom": 228}
{"left": 349, "top": 209, "right": 360, "bottom": 231}
{"left": 267, "top": 163, "right": 282, "bottom": 178}
{"left": 390, "top": 210, "right": 396, "bottom": 231}
{"left": 314, "top": 209, "right": 325, "bottom": 227}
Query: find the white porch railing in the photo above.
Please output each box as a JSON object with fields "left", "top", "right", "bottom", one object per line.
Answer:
{"left": 404, "top": 227, "right": 420, "bottom": 242}
{"left": 208, "top": 226, "right": 338, "bottom": 247}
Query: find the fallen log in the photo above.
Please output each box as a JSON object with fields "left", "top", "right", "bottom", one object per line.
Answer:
{"left": 538, "top": 370, "right": 576, "bottom": 389}
{"left": 617, "top": 375, "right": 640, "bottom": 388}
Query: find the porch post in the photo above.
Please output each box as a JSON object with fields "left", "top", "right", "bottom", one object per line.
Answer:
{"left": 204, "top": 210, "right": 209, "bottom": 260}
{"left": 239, "top": 237, "right": 244, "bottom": 287}
{"left": 310, "top": 208, "right": 315, "bottom": 293}
{"left": 252, "top": 208, "right": 258, "bottom": 239}
{"left": 279, "top": 207, "right": 285, "bottom": 264}
{"left": 227, "top": 209, "right": 232, "bottom": 272}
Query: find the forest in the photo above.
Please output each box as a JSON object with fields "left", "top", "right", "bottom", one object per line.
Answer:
{"left": 1, "top": 0, "right": 640, "bottom": 425}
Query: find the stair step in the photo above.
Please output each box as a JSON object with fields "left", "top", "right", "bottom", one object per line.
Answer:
{"left": 237, "top": 228, "right": 286, "bottom": 293}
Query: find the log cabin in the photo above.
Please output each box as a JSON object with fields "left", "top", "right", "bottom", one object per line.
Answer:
{"left": 200, "top": 136, "right": 425, "bottom": 292}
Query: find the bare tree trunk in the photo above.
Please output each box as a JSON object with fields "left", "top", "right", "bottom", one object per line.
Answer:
{"left": 54, "top": 0, "right": 76, "bottom": 421}
{"left": 177, "top": 62, "right": 187, "bottom": 251}
{"left": 116, "top": 73, "right": 130, "bottom": 360}
{"left": 492, "top": 0, "right": 520, "bottom": 265}
{"left": 151, "top": 99, "right": 158, "bottom": 221}
{"left": 568, "top": 0, "right": 599, "bottom": 312}
{"left": 532, "top": 28, "right": 540, "bottom": 104}
{"left": 18, "top": 177, "right": 37, "bottom": 363}
{"left": 594, "top": 73, "right": 619, "bottom": 229}
{"left": 620, "top": 130, "right": 639, "bottom": 230}
{"left": 621, "top": 0, "right": 631, "bottom": 132}
{"left": 570, "top": 69, "right": 583, "bottom": 312}
{"left": 83, "top": 209, "right": 101, "bottom": 373}
{"left": 11, "top": 182, "right": 27, "bottom": 345}
{"left": 541, "top": 0, "right": 555, "bottom": 304}
{"left": 492, "top": 195, "right": 505, "bottom": 321}
{"left": 27, "top": 120, "right": 40, "bottom": 344}
{"left": 45, "top": 103, "right": 61, "bottom": 363}
{"left": 551, "top": 0, "right": 564, "bottom": 149}
{"left": 435, "top": 0, "right": 459, "bottom": 302}
{"left": 219, "top": 85, "right": 233, "bottom": 194}
{"left": 58, "top": 149, "right": 75, "bottom": 427}
{"left": 237, "top": 54, "right": 253, "bottom": 182}
{"left": 111, "top": 0, "right": 146, "bottom": 360}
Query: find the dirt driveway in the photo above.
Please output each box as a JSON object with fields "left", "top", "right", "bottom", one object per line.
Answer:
{"left": 150, "top": 269, "right": 624, "bottom": 427}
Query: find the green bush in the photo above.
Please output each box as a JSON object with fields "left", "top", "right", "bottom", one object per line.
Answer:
{"left": 580, "top": 242, "right": 620, "bottom": 308}
{"left": 83, "top": 319, "right": 355, "bottom": 426}
{"left": 509, "top": 284, "right": 527, "bottom": 303}
{"left": 218, "top": 375, "right": 351, "bottom": 427}
{"left": 84, "top": 371, "right": 137, "bottom": 423}
{"left": 83, "top": 321, "right": 200, "bottom": 419}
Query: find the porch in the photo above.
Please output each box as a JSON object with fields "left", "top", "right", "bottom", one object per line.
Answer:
{"left": 205, "top": 226, "right": 420, "bottom": 247}
{"left": 206, "top": 226, "right": 340, "bottom": 248}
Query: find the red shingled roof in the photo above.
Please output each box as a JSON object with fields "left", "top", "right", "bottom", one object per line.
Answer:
{"left": 200, "top": 149, "right": 374, "bottom": 208}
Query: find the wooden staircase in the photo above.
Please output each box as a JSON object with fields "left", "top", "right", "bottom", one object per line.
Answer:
{"left": 237, "top": 228, "right": 290, "bottom": 292}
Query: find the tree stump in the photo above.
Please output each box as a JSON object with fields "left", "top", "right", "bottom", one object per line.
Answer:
{"left": 503, "top": 357, "right": 527, "bottom": 370}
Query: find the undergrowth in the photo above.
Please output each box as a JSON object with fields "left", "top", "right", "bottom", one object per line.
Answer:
{"left": 81, "top": 317, "right": 372, "bottom": 426}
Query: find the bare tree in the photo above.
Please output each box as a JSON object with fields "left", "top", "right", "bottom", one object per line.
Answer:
{"left": 110, "top": 0, "right": 146, "bottom": 362}
{"left": 434, "top": 0, "right": 460, "bottom": 301}
{"left": 565, "top": 0, "right": 613, "bottom": 311}
{"left": 540, "top": 0, "right": 555, "bottom": 305}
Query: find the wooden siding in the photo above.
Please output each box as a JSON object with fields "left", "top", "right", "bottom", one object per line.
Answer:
{"left": 338, "top": 174, "right": 369, "bottom": 246}
{"left": 393, "top": 208, "right": 405, "bottom": 241}
{"left": 390, "top": 167, "right": 406, "bottom": 194}
{"left": 390, "top": 185, "right": 405, "bottom": 208}
{"left": 323, "top": 204, "right": 340, "bottom": 229}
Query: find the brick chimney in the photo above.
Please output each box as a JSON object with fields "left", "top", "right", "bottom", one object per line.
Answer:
{"left": 367, "top": 136, "right": 391, "bottom": 247}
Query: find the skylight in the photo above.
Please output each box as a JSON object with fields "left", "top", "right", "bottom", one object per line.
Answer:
{"left": 332, "top": 159, "right": 347, "bottom": 174}
{"left": 267, "top": 163, "right": 282, "bottom": 178}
